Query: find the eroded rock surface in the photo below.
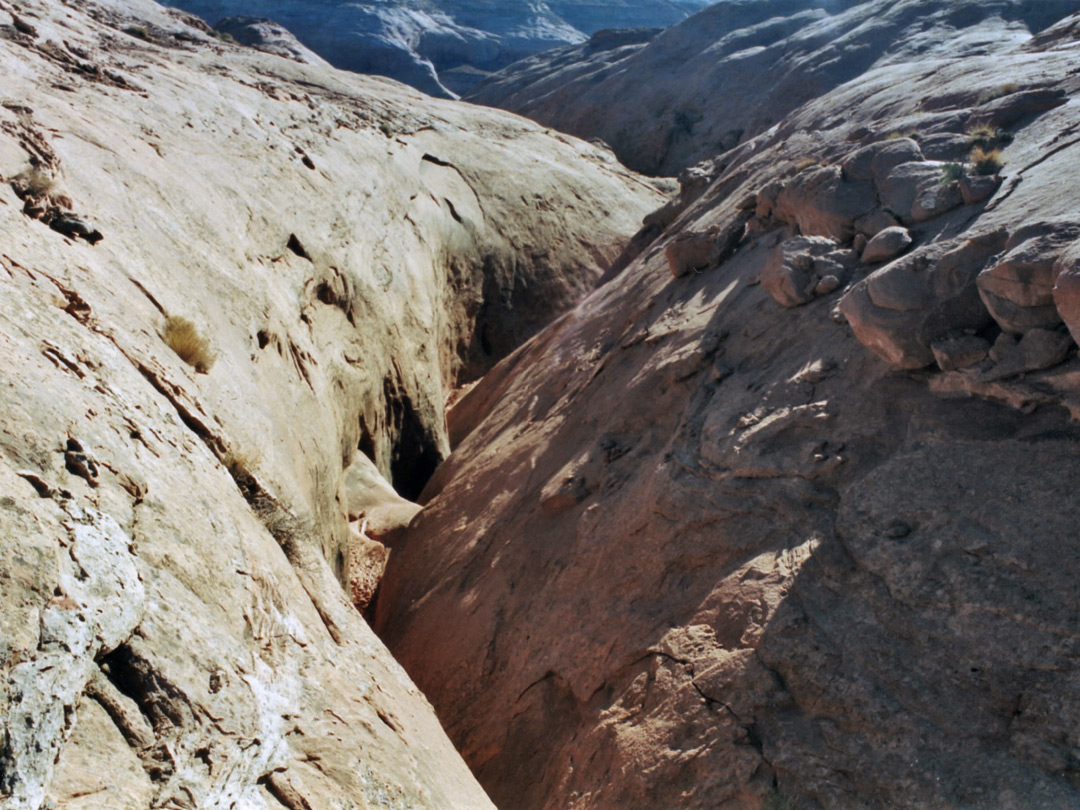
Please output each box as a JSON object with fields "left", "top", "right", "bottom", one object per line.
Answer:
{"left": 0, "top": 0, "right": 661, "bottom": 806}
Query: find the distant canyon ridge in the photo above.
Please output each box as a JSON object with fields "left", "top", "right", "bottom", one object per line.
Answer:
{"left": 162, "top": 0, "right": 712, "bottom": 97}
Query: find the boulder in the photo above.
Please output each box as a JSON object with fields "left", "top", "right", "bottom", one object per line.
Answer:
{"left": 840, "top": 231, "right": 1006, "bottom": 368}
{"left": 876, "top": 161, "right": 954, "bottom": 223}
{"left": 339, "top": 450, "right": 422, "bottom": 540}
{"left": 842, "top": 137, "right": 924, "bottom": 182}
{"left": 959, "top": 173, "right": 1002, "bottom": 205}
{"left": 772, "top": 164, "right": 878, "bottom": 241}
{"left": 854, "top": 209, "right": 902, "bottom": 238}
{"left": 976, "top": 220, "right": 1080, "bottom": 333}
{"left": 1053, "top": 239, "right": 1080, "bottom": 344}
{"left": 919, "top": 133, "right": 973, "bottom": 162}
{"left": 980, "top": 327, "right": 1074, "bottom": 380}
{"left": 911, "top": 177, "right": 964, "bottom": 222}
{"left": 862, "top": 226, "right": 913, "bottom": 264}
{"left": 665, "top": 212, "right": 750, "bottom": 278}
{"left": 931, "top": 334, "right": 991, "bottom": 371}
{"left": 869, "top": 139, "right": 926, "bottom": 186}
{"left": 761, "top": 236, "right": 852, "bottom": 308}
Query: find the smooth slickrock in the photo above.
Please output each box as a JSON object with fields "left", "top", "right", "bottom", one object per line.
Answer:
{"left": 213, "top": 16, "right": 330, "bottom": 65}
{"left": 0, "top": 0, "right": 662, "bottom": 806}
{"left": 377, "top": 5, "right": 1080, "bottom": 810}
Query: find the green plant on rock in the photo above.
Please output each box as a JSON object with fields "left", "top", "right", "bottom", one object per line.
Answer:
{"left": 941, "top": 162, "right": 967, "bottom": 183}
{"left": 969, "top": 146, "right": 1004, "bottom": 176}
{"left": 162, "top": 315, "right": 215, "bottom": 373}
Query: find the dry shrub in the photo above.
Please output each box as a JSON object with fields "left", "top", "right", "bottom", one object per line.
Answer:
{"left": 979, "top": 82, "right": 1021, "bottom": 103}
{"left": 162, "top": 315, "right": 215, "bottom": 372}
{"left": 11, "top": 165, "right": 55, "bottom": 200}
{"left": 969, "top": 146, "right": 1004, "bottom": 176}
{"left": 966, "top": 124, "right": 1012, "bottom": 150}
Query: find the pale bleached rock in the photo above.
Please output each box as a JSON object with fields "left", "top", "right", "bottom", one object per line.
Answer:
{"left": 0, "top": 0, "right": 661, "bottom": 806}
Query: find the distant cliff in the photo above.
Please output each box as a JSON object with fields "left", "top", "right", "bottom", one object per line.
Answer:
{"left": 471, "top": 0, "right": 1080, "bottom": 174}
{"left": 163, "top": 0, "right": 711, "bottom": 97}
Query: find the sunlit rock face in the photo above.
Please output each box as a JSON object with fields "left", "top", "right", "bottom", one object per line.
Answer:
{"left": 0, "top": 0, "right": 663, "bottom": 806}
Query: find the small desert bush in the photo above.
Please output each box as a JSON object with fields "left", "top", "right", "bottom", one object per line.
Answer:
{"left": 210, "top": 30, "right": 236, "bottom": 44}
{"left": 969, "top": 146, "right": 1004, "bottom": 176}
{"left": 222, "top": 447, "right": 259, "bottom": 480}
{"left": 162, "top": 315, "right": 215, "bottom": 372}
{"left": 941, "top": 162, "right": 967, "bottom": 183}
{"left": 966, "top": 124, "right": 1012, "bottom": 150}
{"left": 123, "top": 25, "right": 150, "bottom": 40}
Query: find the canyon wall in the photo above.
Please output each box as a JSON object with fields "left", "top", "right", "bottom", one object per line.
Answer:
{"left": 0, "top": 0, "right": 662, "bottom": 806}
{"left": 471, "top": 0, "right": 1080, "bottom": 175}
{"left": 163, "top": 0, "right": 711, "bottom": 98}
{"left": 379, "top": 5, "right": 1080, "bottom": 809}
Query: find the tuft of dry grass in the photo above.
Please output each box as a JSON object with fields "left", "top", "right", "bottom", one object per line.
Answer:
{"left": 969, "top": 146, "right": 1004, "bottom": 176}
{"left": 162, "top": 315, "right": 215, "bottom": 373}
{"left": 11, "top": 165, "right": 56, "bottom": 200}
{"left": 979, "top": 82, "right": 1021, "bottom": 104}
{"left": 966, "top": 124, "right": 1012, "bottom": 150}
